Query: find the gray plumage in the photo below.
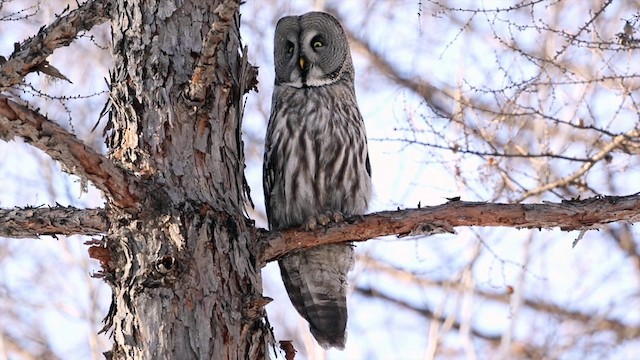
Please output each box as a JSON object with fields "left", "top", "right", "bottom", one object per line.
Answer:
{"left": 263, "top": 12, "right": 372, "bottom": 349}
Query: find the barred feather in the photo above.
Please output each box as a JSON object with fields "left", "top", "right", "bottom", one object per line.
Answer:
{"left": 264, "top": 12, "right": 372, "bottom": 349}
{"left": 264, "top": 84, "right": 371, "bottom": 227}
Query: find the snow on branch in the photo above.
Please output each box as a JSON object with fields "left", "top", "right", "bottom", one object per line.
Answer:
{"left": 259, "top": 193, "right": 640, "bottom": 264}
{"left": 0, "top": 96, "right": 138, "bottom": 208}
{"left": 0, "top": 206, "right": 107, "bottom": 238}
{"left": 0, "top": 0, "right": 109, "bottom": 88}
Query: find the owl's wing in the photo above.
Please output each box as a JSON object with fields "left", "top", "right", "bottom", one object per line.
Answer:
{"left": 262, "top": 116, "right": 279, "bottom": 229}
{"left": 263, "top": 147, "right": 274, "bottom": 228}
{"left": 365, "top": 149, "right": 372, "bottom": 177}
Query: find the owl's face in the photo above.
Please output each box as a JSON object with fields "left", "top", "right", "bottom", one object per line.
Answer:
{"left": 274, "top": 12, "right": 353, "bottom": 88}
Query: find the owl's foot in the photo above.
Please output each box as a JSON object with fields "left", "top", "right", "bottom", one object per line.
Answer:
{"left": 304, "top": 211, "right": 345, "bottom": 230}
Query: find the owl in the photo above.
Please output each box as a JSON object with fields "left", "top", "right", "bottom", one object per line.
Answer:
{"left": 263, "top": 12, "right": 372, "bottom": 349}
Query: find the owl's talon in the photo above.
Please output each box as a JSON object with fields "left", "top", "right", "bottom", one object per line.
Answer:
{"left": 317, "top": 213, "right": 331, "bottom": 226}
{"left": 329, "top": 211, "right": 344, "bottom": 223}
{"left": 304, "top": 211, "right": 345, "bottom": 230}
{"left": 304, "top": 217, "right": 318, "bottom": 230}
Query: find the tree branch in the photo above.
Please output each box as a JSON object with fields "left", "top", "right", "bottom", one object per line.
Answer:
{"left": 362, "top": 255, "right": 640, "bottom": 339}
{"left": 518, "top": 129, "right": 640, "bottom": 201}
{"left": 259, "top": 193, "right": 640, "bottom": 264}
{"left": 355, "top": 286, "right": 501, "bottom": 343}
{"left": 0, "top": 206, "right": 107, "bottom": 238}
{"left": 0, "top": 0, "right": 109, "bottom": 88}
{"left": 339, "top": 17, "right": 454, "bottom": 118}
{"left": 0, "top": 96, "right": 138, "bottom": 208}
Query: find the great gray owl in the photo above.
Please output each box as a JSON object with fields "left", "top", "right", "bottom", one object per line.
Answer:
{"left": 263, "top": 12, "right": 372, "bottom": 349}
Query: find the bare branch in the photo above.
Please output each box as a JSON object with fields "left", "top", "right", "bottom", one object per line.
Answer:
{"left": 260, "top": 194, "right": 640, "bottom": 263}
{"left": 0, "top": 0, "right": 110, "bottom": 88}
{"left": 187, "top": 0, "right": 240, "bottom": 102}
{"left": 0, "top": 206, "right": 107, "bottom": 238}
{"left": 355, "top": 287, "right": 501, "bottom": 343}
{"left": 363, "top": 256, "right": 640, "bottom": 340}
{"left": 518, "top": 130, "right": 640, "bottom": 201}
{"left": 345, "top": 26, "right": 454, "bottom": 118}
{"left": 0, "top": 96, "right": 138, "bottom": 208}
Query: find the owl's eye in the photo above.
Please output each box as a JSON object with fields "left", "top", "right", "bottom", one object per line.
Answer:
{"left": 311, "top": 35, "right": 324, "bottom": 49}
{"left": 286, "top": 42, "right": 294, "bottom": 54}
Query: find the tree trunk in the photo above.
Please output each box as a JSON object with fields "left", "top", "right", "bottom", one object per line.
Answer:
{"left": 104, "top": 1, "right": 268, "bottom": 358}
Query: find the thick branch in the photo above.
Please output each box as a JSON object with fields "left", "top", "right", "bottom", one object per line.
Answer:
{"left": 0, "top": 96, "right": 138, "bottom": 208}
{"left": 260, "top": 193, "right": 640, "bottom": 263}
{"left": 0, "top": 0, "right": 109, "bottom": 88}
{"left": 0, "top": 206, "right": 107, "bottom": 238}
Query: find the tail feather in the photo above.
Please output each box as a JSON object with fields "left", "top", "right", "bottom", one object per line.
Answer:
{"left": 279, "top": 243, "right": 354, "bottom": 349}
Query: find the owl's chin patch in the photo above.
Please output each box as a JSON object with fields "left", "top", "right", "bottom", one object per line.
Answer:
{"left": 282, "top": 78, "right": 333, "bottom": 88}
{"left": 283, "top": 66, "right": 335, "bottom": 88}
{"left": 304, "top": 77, "right": 336, "bottom": 87}
{"left": 304, "top": 66, "right": 335, "bottom": 87}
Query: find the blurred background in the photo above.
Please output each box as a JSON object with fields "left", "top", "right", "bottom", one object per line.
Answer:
{"left": 1, "top": 0, "right": 639, "bottom": 359}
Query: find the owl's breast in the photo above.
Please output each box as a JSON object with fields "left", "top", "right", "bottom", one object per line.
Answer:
{"left": 269, "top": 86, "right": 371, "bottom": 227}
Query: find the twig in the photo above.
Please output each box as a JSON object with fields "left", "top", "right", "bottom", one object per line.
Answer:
{"left": 362, "top": 256, "right": 640, "bottom": 339}
{"left": 0, "top": 0, "right": 109, "bottom": 88}
{"left": 518, "top": 130, "right": 640, "bottom": 201}
{"left": 0, "top": 96, "right": 138, "bottom": 208}
{"left": 355, "top": 286, "right": 501, "bottom": 343}
{"left": 346, "top": 30, "right": 454, "bottom": 118}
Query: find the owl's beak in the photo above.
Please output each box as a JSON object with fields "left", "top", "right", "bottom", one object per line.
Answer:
{"left": 299, "top": 56, "right": 306, "bottom": 70}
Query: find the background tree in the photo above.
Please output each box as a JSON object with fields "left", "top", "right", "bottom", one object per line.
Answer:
{"left": 1, "top": 1, "right": 639, "bottom": 359}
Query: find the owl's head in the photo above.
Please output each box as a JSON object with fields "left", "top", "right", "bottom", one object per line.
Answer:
{"left": 274, "top": 12, "right": 354, "bottom": 88}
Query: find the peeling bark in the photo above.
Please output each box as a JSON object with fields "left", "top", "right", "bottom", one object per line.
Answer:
{"left": 104, "top": 207, "right": 267, "bottom": 359}
{"left": 2, "top": 194, "right": 639, "bottom": 268}
{"left": 1, "top": 1, "right": 639, "bottom": 358}
{"left": 0, "top": 206, "right": 106, "bottom": 238}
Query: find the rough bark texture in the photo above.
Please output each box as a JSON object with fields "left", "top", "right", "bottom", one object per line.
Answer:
{"left": 0, "top": 206, "right": 106, "bottom": 238}
{"left": 1, "top": 1, "right": 640, "bottom": 358}
{"left": 103, "top": 1, "right": 269, "bottom": 358}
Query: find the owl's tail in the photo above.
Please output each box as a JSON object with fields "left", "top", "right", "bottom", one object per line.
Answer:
{"left": 279, "top": 243, "right": 355, "bottom": 349}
